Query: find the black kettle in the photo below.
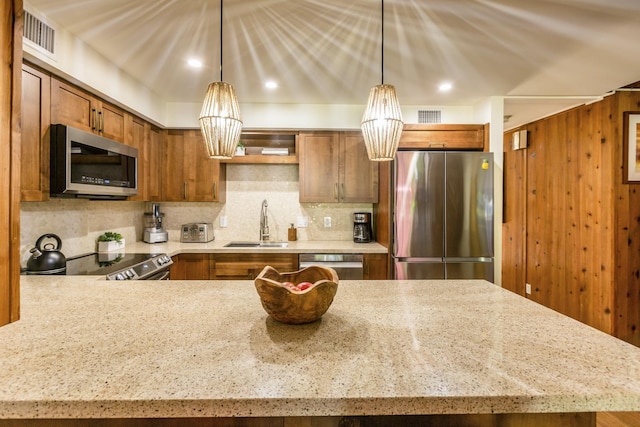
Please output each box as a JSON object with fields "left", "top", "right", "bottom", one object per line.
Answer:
{"left": 26, "top": 234, "right": 67, "bottom": 275}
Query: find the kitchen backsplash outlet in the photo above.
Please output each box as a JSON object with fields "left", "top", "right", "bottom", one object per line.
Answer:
{"left": 19, "top": 164, "right": 373, "bottom": 266}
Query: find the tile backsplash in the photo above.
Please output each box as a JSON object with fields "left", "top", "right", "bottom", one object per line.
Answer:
{"left": 20, "top": 164, "right": 373, "bottom": 266}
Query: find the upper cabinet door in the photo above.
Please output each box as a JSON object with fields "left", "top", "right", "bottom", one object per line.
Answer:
{"left": 160, "top": 130, "right": 226, "bottom": 202}
{"left": 98, "top": 101, "right": 126, "bottom": 142}
{"left": 21, "top": 63, "right": 51, "bottom": 202}
{"left": 125, "top": 116, "right": 147, "bottom": 202}
{"left": 398, "top": 124, "right": 486, "bottom": 151}
{"left": 185, "top": 131, "right": 226, "bottom": 202}
{"left": 50, "top": 77, "right": 94, "bottom": 133}
{"left": 299, "top": 131, "right": 378, "bottom": 203}
{"left": 340, "top": 132, "right": 378, "bottom": 203}
{"left": 299, "top": 131, "right": 341, "bottom": 202}
{"left": 50, "top": 77, "right": 127, "bottom": 142}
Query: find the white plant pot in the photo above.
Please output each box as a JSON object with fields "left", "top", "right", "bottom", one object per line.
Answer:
{"left": 98, "top": 239, "right": 125, "bottom": 252}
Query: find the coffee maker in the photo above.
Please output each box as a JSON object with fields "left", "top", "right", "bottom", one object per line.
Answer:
{"left": 353, "top": 212, "right": 372, "bottom": 243}
{"left": 143, "top": 204, "right": 168, "bottom": 243}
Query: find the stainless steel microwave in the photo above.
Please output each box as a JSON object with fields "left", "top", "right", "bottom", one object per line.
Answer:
{"left": 50, "top": 124, "right": 138, "bottom": 199}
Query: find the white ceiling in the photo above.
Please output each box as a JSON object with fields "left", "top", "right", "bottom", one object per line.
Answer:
{"left": 24, "top": 0, "right": 640, "bottom": 129}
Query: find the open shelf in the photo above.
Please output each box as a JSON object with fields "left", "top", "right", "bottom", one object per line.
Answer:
{"left": 222, "top": 131, "right": 299, "bottom": 164}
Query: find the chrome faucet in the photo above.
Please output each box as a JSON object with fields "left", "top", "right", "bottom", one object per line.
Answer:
{"left": 260, "top": 199, "right": 270, "bottom": 241}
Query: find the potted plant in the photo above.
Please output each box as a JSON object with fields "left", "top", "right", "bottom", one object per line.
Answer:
{"left": 235, "top": 141, "right": 246, "bottom": 156}
{"left": 97, "top": 232, "right": 125, "bottom": 252}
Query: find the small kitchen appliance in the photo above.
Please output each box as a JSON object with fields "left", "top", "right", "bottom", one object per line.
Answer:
{"left": 143, "top": 204, "right": 168, "bottom": 243}
{"left": 26, "top": 233, "right": 67, "bottom": 275}
{"left": 353, "top": 212, "right": 372, "bottom": 243}
{"left": 181, "top": 223, "right": 214, "bottom": 243}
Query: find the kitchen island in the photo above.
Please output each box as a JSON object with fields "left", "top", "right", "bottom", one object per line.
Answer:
{"left": 1, "top": 277, "right": 640, "bottom": 426}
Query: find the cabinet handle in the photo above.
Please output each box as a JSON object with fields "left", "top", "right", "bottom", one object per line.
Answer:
{"left": 183, "top": 182, "right": 188, "bottom": 200}
{"left": 341, "top": 183, "right": 345, "bottom": 201}
{"left": 91, "top": 109, "right": 97, "bottom": 131}
{"left": 334, "top": 183, "right": 338, "bottom": 201}
{"left": 428, "top": 142, "right": 446, "bottom": 148}
{"left": 98, "top": 111, "right": 104, "bottom": 133}
{"left": 213, "top": 183, "right": 217, "bottom": 200}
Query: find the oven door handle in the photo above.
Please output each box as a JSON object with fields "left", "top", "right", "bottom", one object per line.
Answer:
{"left": 148, "top": 270, "right": 170, "bottom": 280}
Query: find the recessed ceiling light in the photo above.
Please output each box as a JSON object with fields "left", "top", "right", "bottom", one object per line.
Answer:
{"left": 438, "top": 82, "right": 453, "bottom": 92}
{"left": 265, "top": 80, "right": 278, "bottom": 90}
{"left": 188, "top": 58, "right": 203, "bottom": 68}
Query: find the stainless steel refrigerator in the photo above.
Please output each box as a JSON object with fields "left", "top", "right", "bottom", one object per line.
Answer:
{"left": 393, "top": 151, "right": 494, "bottom": 281}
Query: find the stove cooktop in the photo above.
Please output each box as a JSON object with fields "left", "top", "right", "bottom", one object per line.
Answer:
{"left": 65, "top": 252, "right": 165, "bottom": 276}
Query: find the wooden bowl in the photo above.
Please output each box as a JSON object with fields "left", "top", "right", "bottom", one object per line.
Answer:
{"left": 254, "top": 265, "right": 339, "bottom": 324}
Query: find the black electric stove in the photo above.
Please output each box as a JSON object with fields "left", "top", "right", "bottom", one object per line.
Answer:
{"left": 65, "top": 252, "right": 172, "bottom": 280}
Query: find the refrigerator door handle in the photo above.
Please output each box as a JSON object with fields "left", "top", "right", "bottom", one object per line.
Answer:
{"left": 445, "top": 257, "right": 494, "bottom": 263}
{"left": 392, "top": 257, "right": 444, "bottom": 262}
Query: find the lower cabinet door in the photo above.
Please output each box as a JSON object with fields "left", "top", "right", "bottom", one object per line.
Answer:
{"left": 210, "top": 254, "right": 298, "bottom": 280}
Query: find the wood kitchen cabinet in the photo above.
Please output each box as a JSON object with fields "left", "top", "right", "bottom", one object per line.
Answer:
{"left": 398, "top": 124, "right": 487, "bottom": 151}
{"left": 51, "top": 76, "right": 127, "bottom": 143}
{"left": 125, "top": 116, "right": 147, "bottom": 202}
{"left": 363, "top": 253, "right": 388, "bottom": 279}
{"left": 170, "top": 253, "right": 298, "bottom": 280}
{"left": 161, "top": 130, "right": 226, "bottom": 202}
{"left": 299, "top": 131, "right": 378, "bottom": 203}
{"left": 20, "top": 62, "right": 50, "bottom": 202}
{"left": 170, "top": 254, "right": 211, "bottom": 280}
{"left": 147, "top": 126, "right": 163, "bottom": 201}
{"left": 210, "top": 253, "right": 298, "bottom": 280}
{"left": 124, "top": 117, "right": 162, "bottom": 202}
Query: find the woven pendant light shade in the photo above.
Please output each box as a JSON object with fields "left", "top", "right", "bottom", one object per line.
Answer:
{"left": 361, "top": 84, "right": 404, "bottom": 161}
{"left": 199, "top": 82, "right": 243, "bottom": 159}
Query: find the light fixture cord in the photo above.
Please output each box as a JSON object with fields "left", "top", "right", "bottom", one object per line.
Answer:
{"left": 220, "top": 0, "right": 224, "bottom": 82}
{"left": 381, "top": 0, "right": 384, "bottom": 85}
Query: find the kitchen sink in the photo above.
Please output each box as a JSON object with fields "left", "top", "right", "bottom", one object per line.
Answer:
{"left": 224, "top": 241, "right": 289, "bottom": 248}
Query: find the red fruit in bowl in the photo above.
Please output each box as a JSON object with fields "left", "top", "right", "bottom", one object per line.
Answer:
{"left": 282, "top": 281, "right": 296, "bottom": 289}
{"left": 297, "top": 282, "right": 313, "bottom": 291}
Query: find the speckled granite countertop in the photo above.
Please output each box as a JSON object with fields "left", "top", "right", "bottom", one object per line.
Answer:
{"left": 2, "top": 277, "right": 640, "bottom": 419}
{"left": 122, "top": 239, "right": 387, "bottom": 256}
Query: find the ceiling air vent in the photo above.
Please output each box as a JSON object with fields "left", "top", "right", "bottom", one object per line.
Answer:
{"left": 23, "top": 10, "right": 55, "bottom": 55}
{"left": 418, "top": 109, "right": 442, "bottom": 124}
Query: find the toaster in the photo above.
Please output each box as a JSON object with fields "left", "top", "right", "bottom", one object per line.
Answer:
{"left": 180, "top": 223, "right": 214, "bottom": 243}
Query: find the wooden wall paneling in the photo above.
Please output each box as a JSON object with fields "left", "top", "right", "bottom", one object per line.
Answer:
{"left": 597, "top": 97, "right": 616, "bottom": 336}
{"left": 501, "top": 130, "right": 527, "bottom": 295}
{"left": 526, "top": 121, "right": 547, "bottom": 304}
{"left": 613, "top": 92, "right": 632, "bottom": 343}
{"left": 574, "top": 105, "right": 598, "bottom": 330}
{"left": 508, "top": 90, "right": 640, "bottom": 345}
{"left": 613, "top": 91, "right": 640, "bottom": 346}
{"left": 583, "top": 101, "right": 614, "bottom": 333}
{"left": 557, "top": 110, "right": 574, "bottom": 321}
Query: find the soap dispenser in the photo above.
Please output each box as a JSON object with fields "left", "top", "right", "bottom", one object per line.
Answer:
{"left": 288, "top": 224, "right": 297, "bottom": 241}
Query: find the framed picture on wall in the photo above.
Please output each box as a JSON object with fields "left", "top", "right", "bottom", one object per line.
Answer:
{"left": 623, "top": 111, "right": 640, "bottom": 183}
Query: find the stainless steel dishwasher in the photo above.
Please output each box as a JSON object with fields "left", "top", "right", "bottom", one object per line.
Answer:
{"left": 298, "top": 254, "right": 363, "bottom": 280}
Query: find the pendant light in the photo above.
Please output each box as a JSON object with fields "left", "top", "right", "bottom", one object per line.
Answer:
{"left": 199, "top": 0, "right": 243, "bottom": 159}
{"left": 361, "top": 0, "right": 403, "bottom": 161}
